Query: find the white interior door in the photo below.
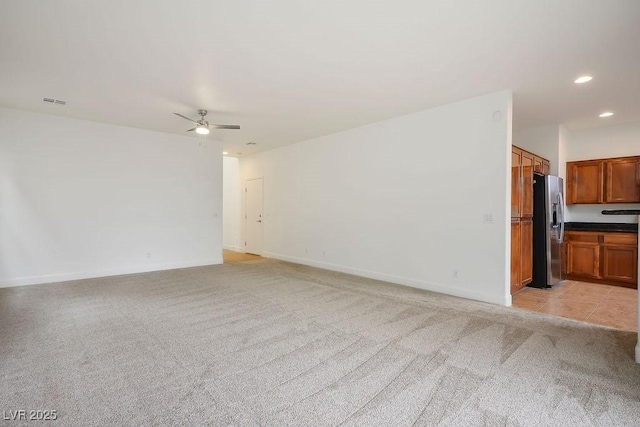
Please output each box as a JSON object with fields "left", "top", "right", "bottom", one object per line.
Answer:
{"left": 245, "top": 178, "right": 263, "bottom": 255}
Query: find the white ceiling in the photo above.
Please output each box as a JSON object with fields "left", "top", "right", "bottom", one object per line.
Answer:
{"left": 1, "top": 0, "right": 639, "bottom": 156}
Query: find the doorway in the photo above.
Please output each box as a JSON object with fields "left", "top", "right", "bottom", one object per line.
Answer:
{"left": 245, "top": 178, "right": 263, "bottom": 255}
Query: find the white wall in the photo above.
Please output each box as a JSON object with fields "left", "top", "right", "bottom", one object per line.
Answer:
{"left": 223, "top": 156, "right": 242, "bottom": 251}
{"left": 513, "top": 125, "right": 560, "bottom": 175}
{"left": 240, "top": 91, "right": 513, "bottom": 306}
{"left": 0, "top": 107, "right": 223, "bottom": 287}
{"left": 561, "top": 122, "right": 640, "bottom": 224}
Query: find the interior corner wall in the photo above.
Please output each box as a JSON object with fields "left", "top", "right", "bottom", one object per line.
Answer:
{"left": 562, "top": 122, "right": 640, "bottom": 224}
{"left": 0, "top": 107, "right": 223, "bottom": 287}
{"left": 513, "top": 125, "right": 560, "bottom": 175}
{"left": 240, "top": 91, "right": 513, "bottom": 306}
{"left": 223, "top": 156, "right": 242, "bottom": 251}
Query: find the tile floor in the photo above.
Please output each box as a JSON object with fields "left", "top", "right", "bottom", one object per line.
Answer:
{"left": 512, "top": 280, "right": 638, "bottom": 332}
{"left": 223, "top": 249, "right": 263, "bottom": 263}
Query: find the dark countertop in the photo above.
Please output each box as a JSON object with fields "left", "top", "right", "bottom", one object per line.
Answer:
{"left": 565, "top": 222, "right": 638, "bottom": 233}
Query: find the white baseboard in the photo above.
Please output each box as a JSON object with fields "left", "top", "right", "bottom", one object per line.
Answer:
{"left": 0, "top": 258, "right": 223, "bottom": 288}
{"left": 263, "top": 251, "right": 509, "bottom": 306}
{"left": 223, "top": 245, "right": 244, "bottom": 252}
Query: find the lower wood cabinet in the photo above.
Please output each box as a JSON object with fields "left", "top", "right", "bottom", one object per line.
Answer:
{"left": 566, "top": 241, "right": 600, "bottom": 278}
{"left": 510, "top": 219, "right": 521, "bottom": 294}
{"left": 511, "top": 218, "right": 533, "bottom": 294}
{"left": 520, "top": 219, "right": 533, "bottom": 286}
{"left": 564, "top": 231, "right": 638, "bottom": 288}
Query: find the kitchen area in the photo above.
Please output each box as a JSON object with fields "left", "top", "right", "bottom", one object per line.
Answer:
{"left": 510, "top": 137, "right": 639, "bottom": 333}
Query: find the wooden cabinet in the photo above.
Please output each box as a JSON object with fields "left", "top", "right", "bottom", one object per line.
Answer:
{"left": 602, "top": 246, "right": 638, "bottom": 284}
{"left": 542, "top": 159, "right": 550, "bottom": 175}
{"left": 533, "top": 157, "right": 543, "bottom": 173}
{"left": 564, "top": 231, "right": 638, "bottom": 288}
{"left": 511, "top": 148, "right": 522, "bottom": 218}
{"left": 521, "top": 151, "right": 534, "bottom": 169}
{"left": 520, "top": 219, "right": 533, "bottom": 285}
{"left": 522, "top": 165, "right": 533, "bottom": 218}
{"left": 604, "top": 158, "right": 640, "bottom": 203}
{"left": 567, "top": 242, "right": 601, "bottom": 278}
{"left": 510, "top": 145, "right": 550, "bottom": 294}
{"left": 511, "top": 146, "right": 534, "bottom": 219}
{"left": 510, "top": 219, "right": 521, "bottom": 294}
{"left": 566, "top": 156, "right": 640, "bottom": 204}
{"left": 567, "top": 160, "right": 604, "bottom": 204}
{"left": 602, "top": 233, "right": 638, "bottom": 284}
{"left": 511, "top": 218, "right": 533, "bottom": 293}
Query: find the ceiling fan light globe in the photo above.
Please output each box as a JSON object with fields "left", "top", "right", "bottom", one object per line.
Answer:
{"left": 196, "top": 126, "right": 210, "bottom": 135}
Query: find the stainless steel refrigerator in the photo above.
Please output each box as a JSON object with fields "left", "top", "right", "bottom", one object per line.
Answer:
{"left": 530, "top": 173, "right": 565, "bottom": 288}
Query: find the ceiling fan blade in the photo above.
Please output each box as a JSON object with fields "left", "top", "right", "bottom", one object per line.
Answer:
{"left": 209, "top": 124, "right": 241, "bottom": 130}
{"left": 186, "top": 127, "right": 196, "bottom": 132}
{"left": 173, "top": 112, "right": 199, "bottom": 124}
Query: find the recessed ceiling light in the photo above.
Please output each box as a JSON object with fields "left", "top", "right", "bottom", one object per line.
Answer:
{"left": 574, "top": 76, "right": 592, "bottom": 84}
{"left": 599, "top": 112, "right": 614, "bottom": 118}
{"left": 222, "top": 151, "right": 228, "bottom": 155}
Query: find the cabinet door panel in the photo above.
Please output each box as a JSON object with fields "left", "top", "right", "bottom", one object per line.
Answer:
{"left": 605, "top": 158, "right": 640, "bottom": 203}
{"left": 533, "top": 157, "right": 543, "bottom": 173}
{"left": 511, "top": 219, "right": 521, "bottom": 294}
{"left": 542, "top": 160, "right": 550, "bottom": 175}
{"left": 566, "top": 242, "right": 601, "bottom": 278}
{"left": 521, "top": 166, "right": 533, "bottom": 217}
{"left": 602, "top": 245, "right": 638, "bottom": 284}
{"left": 567, "top": 161, "right": 603, "bottom": 204}
{"left": 521, "top": 219, "right": 533, "bottom": 285}
{"left": 511, "top": 149, "right": 522, "bottom": 218}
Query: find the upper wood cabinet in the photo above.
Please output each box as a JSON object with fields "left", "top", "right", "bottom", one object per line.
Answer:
{"left": 533, "top": 157, "right": 543, "bottom": 173}
{"left": 604, "top": 157, "right": 640, "bottom": 203}
{"left": 511, "top": 148, "right": 522, "bottom": 218}
{"left": 566, "top": 160, "right": 604, "bottom": 204}
{"left": 567, "top": 156, "right": 640, "bottom": 204}
{"left": 542, "top": 159, "right": 550, "bottom": 175}
{"left": 521, "top": 165, "right": 533, "bottom": 217}
{"left": 512, "top": 146, "right": 544, "bottom": 219}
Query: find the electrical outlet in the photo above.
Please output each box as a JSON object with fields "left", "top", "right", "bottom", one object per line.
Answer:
{"left": 453, "top": 270, "right": 458, "bottom": 278}
{"left": 483, "top": 214, "right": 493, "bottom": 223}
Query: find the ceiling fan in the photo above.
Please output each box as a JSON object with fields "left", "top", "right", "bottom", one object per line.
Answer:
{"left": 173, "top": 109, "right": 240, "bottom": 135}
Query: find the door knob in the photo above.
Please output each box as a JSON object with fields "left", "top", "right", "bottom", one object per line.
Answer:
{"left": 257, "top": 220, "right": 262, "bottom": 223}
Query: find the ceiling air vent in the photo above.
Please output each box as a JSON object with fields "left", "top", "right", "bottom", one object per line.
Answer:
{"left": 43, "top": 97, "right": 66, "bottom": 105}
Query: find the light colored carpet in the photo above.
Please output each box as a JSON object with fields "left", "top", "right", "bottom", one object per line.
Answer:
{"left": 1, "top": 259, "right": 639, "bottom": 426}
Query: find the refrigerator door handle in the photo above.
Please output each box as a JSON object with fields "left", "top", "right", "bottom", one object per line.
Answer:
{"left": 558, "top": 192, "right": 565, "bottom": 242}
